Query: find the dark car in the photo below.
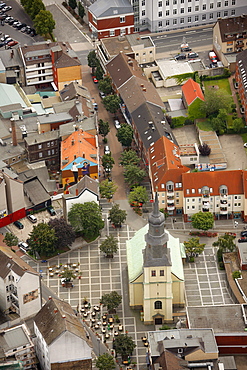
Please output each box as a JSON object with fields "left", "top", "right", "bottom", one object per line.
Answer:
{"left": 188, "top": 52, "right": 199, "bottom": 59}
{"left": 0, "top": 42, "right": 4, "bottom": 48}
{"left": 181, "top": 46, "right": 191, "bottom": 52}
{"left": 25, "top": 26, "right": 31, "bottom": 34}
{"left": 47, "top": 206, "right": 56, "bottom": 216}
{"left": 8, "top": 18, "right": 15, "bottom": 25}
{"left": 238, "top": 238, "right": 247, "bottom": 243}
{"left": 241, "top": 231, "right": 247, "bottom": 237}
{"left": 174, "top": 53, "right": 186, "bottom": 60}
{"left": 14, "top": 220, "right": 24, "bottom": 229}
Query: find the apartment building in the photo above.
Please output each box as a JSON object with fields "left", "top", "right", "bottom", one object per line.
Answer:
{"left": 130, "top": 0, "right": 246, "bottom": 33}
{"left": 236, "top": 49, "right": 247, "bottom": 121}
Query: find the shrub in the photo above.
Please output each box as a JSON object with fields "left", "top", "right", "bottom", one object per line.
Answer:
{"left": 171, "top": 116, "right": 186, "bottom": 128}
{"left": 189, "top": 231, "right": 217, "bottom": 237}
{"left": 232, "top": 270, "right": 241, "bottom": 279}
{"left": 199, "top": 143, "right": 211, "bottom": 156}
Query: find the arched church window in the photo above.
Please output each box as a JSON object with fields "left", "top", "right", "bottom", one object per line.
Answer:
{"left": 154, "top": 300, "right": 162, "bottom": 309}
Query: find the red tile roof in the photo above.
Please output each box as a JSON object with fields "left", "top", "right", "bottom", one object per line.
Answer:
{"left": 149, "top": 136, "right": 189, "bottom": 190}
{"left": 182, "top": 170, "right": 244, "bottom": 197}
{"left": 182, "top": 78, "right": 205, "bottom": 106}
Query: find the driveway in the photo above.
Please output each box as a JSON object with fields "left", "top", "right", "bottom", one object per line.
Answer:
{"left": 219, "top": 134, "right": 247, "bottom": 170}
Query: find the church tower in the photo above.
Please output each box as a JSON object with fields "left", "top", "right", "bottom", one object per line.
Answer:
{"left": 143, "top": 192, "right": 173, "bottom": 325}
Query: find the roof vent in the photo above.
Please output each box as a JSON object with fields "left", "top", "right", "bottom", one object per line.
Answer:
{"left": 62, "top": 315, "right": 66, "bottom": 319}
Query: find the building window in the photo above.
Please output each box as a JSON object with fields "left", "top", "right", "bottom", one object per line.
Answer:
{"left": 120, "top": 16, "right": 125, "bottom": 23}
{"left": 142, "top": 0, "right": 145, "bottom": 5}
{"left": 173, "top": 0, "right": 177, "bottom": 4}
{"left": 160, "top": 270, "right": 164, "bottom": 276}
{"left": 110, "top": 29, "right": 115, "bottom": 36}
{"left": 226, "top": 47, "right": 233, "bottom": 52}
{"left": 192, "top": 189, "right": 195, "bottom": 193}
{"left": 158, "top": 11, "right": 162, "bottom": 17}
{"left": 166, "top": 10, "right": 169, "bottom": 15}
{"left": 209, "top": 13, "right": 213, "bottom": 18}
{"left": 162, "top": 200, "right": 165, "bottom": 203}
{"left": 180, "top": 17, "right": 184, "bottom": 23}
{"left": 217, "top": 1, "right": 221, "bottom": 7}
{"left": 151, "top": 270, "right": 156, "bottom": 277}
{"left": 47, "top": 142, "right": 50, "bottom": 147}
{"left": 186, "top": 189, "right": 190, "bottom": 194}
{"left": 158, "top": 1, "right": 162, "bottom": 6}
{"left": 181, "top": 0, "right": 184, "bottom": 3}
{"left": 158, "top": 21, "right": 163, "bottom": 27}
{"left": 192, "top": 205, "right": 195, "bottom": 209}
{"left": 231, "top": 9, "right": 235, "bottom": 15}
{"left": 232, "top": 0, "right": 235, "bottom": 4}
{"left": 93, "top": 16, "right": 97, "bottom": 24}
{"left": 217, "top": 11, "right": 221, "bottom": 17}
{"left": 38, "top": 144, "right": 42, "bottom": 149}
{"left": 154, "top": 300, "right": 162, "bottom": 309}
{"left": 202, "top": 14, "right": 206, "bottom": 20}
{"left": 51, "top": 141, "right": 54, "bottom": 146}
{"left": 166, "top": 20, "right": 170, "bottom": 25}
{"left": 188, "top": 7, "right": 191, "bottom": 12}
{"left": 166, "top": 0, "right": 169, "bottom": 4}
{"left": 224, "top": 10, "right": 228, "bottom": 16}
{"left": 173, "top": 9, "right": 177, "bottom": 14}
{"left": 39, "top": 153, "right": 43, "bottom": 158}
{"left": 142, "top": 10, "right": 145, "bottom": 16}
{"left": 181, "top": 8, "right": 184, "bottom": 13}
{"left": 203, "top": 4, "right": 206, "bottom": 9}
{"left": 142, "top": 19, "right": 146, "bottom": 25}
{"left": 195, "top": 5, "right": 199, "bottom": 11}
{"left": 48, "top": 150, "right": 51, "bottom": 155}
{"left": 210, "top": 2, "right": 213, "bottom": 8}
{"left": 173, "top": 19, "right": 177, "bottom": 24}
{"left": 225, "top": 0, "right": 228, "bottom": 5}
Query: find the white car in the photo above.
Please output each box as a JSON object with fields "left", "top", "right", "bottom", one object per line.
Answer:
{"left": 244, "top": 143, "right": 247, "bottom": 148}
{"left": 114, "top": 120, "right": 121, "bottom": 129}
{"left": 104, "top": 145, "right": 110, "bottom": 154}
{"left": 18, "top": 241, "right": 29, "bottom": 253}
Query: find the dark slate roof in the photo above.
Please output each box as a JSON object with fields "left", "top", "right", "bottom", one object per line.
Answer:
{"left": 24, "top": 130, "right": 59, "bottom": 146}
{"left": 217, "top": 15, "right": 247, "bottom": 42}
{"left": 18, "top": 170, "right": 50, "bottom": 205}
{"left": 54, "top": 52, "right": 81, "bottom": 68}
{"left": 63, "top": 175, "right": 99, "bottom": 199}
{"left": 34, "top": 298, "right": 92, "bottom": 347}
{"left": 89, "top": 0, "right": 133, "bottom": 18}
{"left": 0, "top": 246, "right": 38, "bottom": 279}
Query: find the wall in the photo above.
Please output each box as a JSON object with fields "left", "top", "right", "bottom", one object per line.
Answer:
{"left": 129, "top": 274, "right": 143, "bottom": 308}
{"left": 89, "top": 11, "right": 134, "bottom": 39}
{"left": 18, "top": 273, "right": 41, "bottom": 319}
{"left": 4, "top": 174, "right": 25, "bottom": 213}
{"left": 57, "top": 66, "right": 82, "bottom": 91}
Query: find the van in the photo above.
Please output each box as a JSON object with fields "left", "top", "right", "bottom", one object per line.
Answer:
{"left": 209, "top": 51, "right": 217, "bottom": 64}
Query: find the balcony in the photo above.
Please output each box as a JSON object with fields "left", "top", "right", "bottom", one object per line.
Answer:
{"left": 167, "top": 198, "right": 174, "bottom": 204}
{"left": 202, "top": 193, "right": 209, "bottom": 198}
{"left": 220, "top": 207, "right": 228, "bottom": 214}
{"left": 167, "top": 189, "right": 174, "bottom": 197}
{"left": 167, "top": 204, "right": 175, "bottom": 211}
{"left": 11, "top": 292, "right": 19, "bottom": 302}
{"left": 26, "top": 63, "right": 52, "bottom": 72}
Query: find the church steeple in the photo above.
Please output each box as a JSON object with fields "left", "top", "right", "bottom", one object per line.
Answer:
{"left": 143, "top": 192, "right": 171, "bottom": 267}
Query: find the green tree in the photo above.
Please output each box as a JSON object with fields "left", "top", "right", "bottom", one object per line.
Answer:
{"left": 100, "top": 235, "right": 118, "bottom": 257}
{"left": 191, "top": 211, "right": 214, "bottom": 231}
{"left": 184, "top": 237, "right": 206, "bottom": 262}
{"left": 34, "top": 10, "right": 55, "bottom": 35}
{"left": 3, "top": 232, "right": 18, "bottom": 247}
{"left": 69, "top": 0, "right": 77, "bottom": 9}
{"left": 119, "top": 149, "right": 140, "bottom": 167}
{"left": 95, "top": 353, "right": 115, "bottom": 370}
{"left": 233, "top": 117, "right": 244, "bottom": 133}
{"left": 29, "top": 0, "right": 45, "bottom": 19}
{"left": 98, "top": 119, "right": 110, "bottom": 138}
{"left": 211, "top": 108, "right": 228, "bottom": 134}
{"left": 200, "top": 89, "right": 232, "bottom": 117}
{"left": 113, "top": 334, "right": 136, "bottom": 357}
{"left": 78, "top": 2, "right": 85, "bottom": 18}
{"left": 213, "top": 233, "right": 236, "bottom": 253}
{"left": 100, "top": 291, "right": 122, "bottom": 312}
{"left": 116, "top": 123, "right": 133, "bottom": 147}
{"left": 21, "top": 0, "right": 33, "bottom": 14}
{"left": 99, "top": 179, "right": 118, "bottom": 200}
{"left": 103, "top": 95, "right": 121, "bottom": 114}
{"left": 108, "top": 203, "right": 127, "bottom": 227}
{"left": 87, "top": 50, "right": 99, "bottom": 74}
{"left": 198, "top": 143, "right": 211, "bottom": 156}
{"left": 28, "top": 223, "right": 58, "bottom": 257}
{"left": 48, "top": 218, "right": 76, "bottom": 249}
{"left": 98, "top": 76, "right": 113, "bottom": 95}
{"left": 188, "top": 98, "right": 205, "bottom": 121}
{"left": 124, "top": 165, "right": 146, "bottom": 188}
{"left": 128, "top": 186, "right": 149, "bottom": 206}
{"left": 68, "top": 202, "right": 104, "bottom": 239}
{"left": 102, "top": 153, "right": 115, "bottom": 171}
{"left": 61, "top": 268, "right": 76, "bottom": 282}
{"left": 95, "top": 65, "right": 104, "bottom": 81}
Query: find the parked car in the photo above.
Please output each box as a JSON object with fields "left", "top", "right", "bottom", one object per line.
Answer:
{"left": 27, "top": 214, "right": 37, "bottom": 223}
{"left": 180, "top": 44, "right": 191, "bottom": 52}
{"left": 18, "top": 241, "right": 29, "bottom": 252}
{"left": 14, "top": 220, "right": 24, "bottom": 229}
{"left": 240, "top": 107, "right": 245, "bottom": 114}
{"left": 99, "top": 91, "right": 106, "bottom": 99}
{"left": 104, "top": 145, "right": 110, "bottom": 154}
{"left": 238, "top": 238, "right": 247, "bottom": 243}
{"left": 47, "top": 206, "right": 56, "bottom": 216}
{"left": 8, "top": 18, "right": 15, "bottom": 25}
{"left": 244, "top": 143, "right": 247, "bottom": 148}
{"left": 188, "top": 52, "right": 199, "bottom": 59}
{"left": 92, "top": 75, "right": 98, "bottom": 83}
{"left": 175, "top": 53, "right": 186, "bottom": 60}
{"left": 0, "top": 42, "right": 4, "bottom": 48}
{"left": 2, "top": 5, "right": 12, "bottom": 11}
{"left": 7, "top": 40, "right": 18, "bottom": 48}
{"left": 209, "top": 51, "right": 217, "bottom": 64}
{"left": 1, "top": 34, "right": 9, "bottom": 41}
{"left": 241, "top": 231, "right": 247, "bottom": 237}
{"left": 4, "top": 38, "right": 12, "bottom": 44}
{"left": 114, "top": 119, "right": 121, "bottom": 129}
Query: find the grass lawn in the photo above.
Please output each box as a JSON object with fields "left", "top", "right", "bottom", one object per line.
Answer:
{"left": 196, "top": 119, "right": 213, "bottom": 131}
{"left": 241, "top": 133, "right": 247, "bottom": 143}
{"left": 203, "top": 78, "right": 232, "bottom": 95}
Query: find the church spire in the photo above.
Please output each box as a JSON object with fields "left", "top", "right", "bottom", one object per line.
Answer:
{"left": 153, "top": 191, "right": 159, "bottom": 216}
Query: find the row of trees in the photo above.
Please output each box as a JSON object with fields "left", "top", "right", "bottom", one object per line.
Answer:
{"left": 20, "top": 0, "right": 55, "bottom": 36}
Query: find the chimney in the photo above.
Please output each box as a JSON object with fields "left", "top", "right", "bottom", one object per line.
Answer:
{"left": 10, "top": 50, "right": 14, "bottom": 59}
{"left": 74, "top": 155, "right": 76, "bottom": 160}
{"left": 11, "top": 121, "right": 17, "bottom": 146}
{"left": 76, "top": 188, "right": 79, "bottom": 196}
{"left": 48, "top": 296, "right": 52, "bottom": 300}
{"left": 143, "top": 87, "right": 146, "bottom": 92}
{"left": 54, "top": 308, "right": 58, "bottom": 313}
{"left": 71, "top": 139, "right": 74, "bottom": 145}
{"left": 62, "top": 315, "right": 66, "bottom": 319}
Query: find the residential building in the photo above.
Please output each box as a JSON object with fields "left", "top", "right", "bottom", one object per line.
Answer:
{"left": 61, "top": 129, "right": 98, "bottom": 188}
{"left": 147, "top": 328, "right": 219, "bottom": 369}
{"left": 126, "top": 194, "right": 185, "bottom": 325}
{"left": 0, "top": 49, "right": 25, "bottom": 85}
{"left": 88, "top": 0, "right": 134, "bottom": 40}
{"left": 0, "top": 246, "right": 41, "bottom": 319}
{"left": 236, "top": 49, "right": 247, "bottom": 121}
{"left": 148, "top": 136, "right": 189, "bottom": 216}
{"left": 0, "top": 83, "right": 35, "bottom": 119}
{"left": 37, "top": 112, "right": 73, "bottom": 133}
{"left": 0, "top": 324, "right": 37, "bottom": 369}
{"left": 19, "top": 42, "right": 82, "bottom": 90}
{"left": 62, "top": 175, "right": 99, "bottom": 220}
{"left": 34, "top": 297, "right": 92, "bottom": 370}
{"left": 130, "top": 0, "right": 246, "bottom": 33}
{"left": 213, "top": 14, "right": 247, "bottom": 71}
{"left": 181, "top": 78, "right": 205, "bottom": 108}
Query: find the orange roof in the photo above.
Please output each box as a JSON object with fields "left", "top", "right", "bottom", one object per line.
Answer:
{"left": 182, "top": 170, "right": 244, "bottom": 197}
{"left": 149, "top": 136, "right": 189, "bottom": 190}
{"left": 61, "top": 130, "right": 97, "bottom": 170}
{"left": 182, "top": 78, "right": 205, "bottom": 106}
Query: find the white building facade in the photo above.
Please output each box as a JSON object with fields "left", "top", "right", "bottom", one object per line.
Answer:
{"left": 130, "top": 0, "right": 246, "bottom": 32}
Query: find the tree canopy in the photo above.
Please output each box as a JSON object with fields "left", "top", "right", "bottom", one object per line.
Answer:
{"left": 113, "top": 334, "right": 136, "bottom": 357}
{"left": 87, "top": 50, "right": 99, "bottom": 72}
{"left": 101, "top": 291, "right": 122, "bottom": 312}
{"left": 48, "top": 218, "right": 76, "bottom": 249}
{"left": 191, "top": 211, "right": 214, "bottom": 231}
{"left": 102, "top": 153, "right": 115, "bottom": 171}
{"left": 232, "top": 117, "right": 244, "bottom": 133}
{"left": 68, "top": 0, "right": 77, "bottom": 9}
{"left": 128, "top": 186, "right": 149, "bottom": 205}
{"left": 99, "top": 179, "right": 118, "bottom": 200}
{"left": 108, "top": 203, "right": 127, "bottom": 227}
{"left": 95, "top": 353, "right": 115, "bottom": 370}
{"left": 98, "top": 76, "right": 113, "bottom": 95}
{"left": 103, "top": 95, "right": 121, "bottom": 114}
{"left": 184, "top": 237, "right": 205, "bottom": 261}
{"left": 3, "top": 232, "right": 18, "bottom": 247}
{"left": 200, "top": 88, "right": 232, "bottom": 117}
{"left": 34, "top": 10, "right": 55, "bottom": 35}
{"left": 78, "top": 2, "right": 85, "bottom": 18}
{"left": 213, "top": 233, "right": 236, "bottom": 253}
{"left": 100, "top": 235, "right": 118, "bottom": 257}
{"left": 29, "top": 0, "right": 45, "bottom": 19}
{"left": 98, "top": 119, "right": 110, "bottom": 138}
{"left": 116, "top": 123, "right": 133, "bottom": 147}
{"left": 119, "top": 149, "right": 140, "bottom": 167}
{"left": 28, "top": 223, "right": 58, "bottom": 257}
{"left": 68, "top": 202, "right": 104, "bottom": 239}
{"left": 61, "top": 268, "right": 76, "bottom": 282}
{"left": 124, "top": 164, "right": 146, "bottom": 188}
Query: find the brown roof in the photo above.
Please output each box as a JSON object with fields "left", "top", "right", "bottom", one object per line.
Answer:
{"left": 106, "top": 52, "right": 145, "bottom": 89}
{"left": 182, "top": 170, "right": 244, "bottom": 197}
{"left": 55, "top": 52, "right": 81, "bottom": 68}
{"left": 0, "top": 245, "right": 38, "bottom": 279}
{"left": 64, "top": 175, "right": 99, "bottom": 199}
{"left": 34, "top": 298, "right": 92, "bottom": 347}
{"left": 149, "top": 136, "right": 189, "bottom": 190}
{"left": 155, "top": 349, "right": 188, "bottom": 370}
{"left": 217, "top": 15, "right": 247, "bottom": 42}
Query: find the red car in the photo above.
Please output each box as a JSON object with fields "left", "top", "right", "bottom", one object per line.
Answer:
{"left": 7, "top": 40, "right": 18, "bottom": 48}
{"left": 92, "top": 75, "right": 98, "bottom": 83}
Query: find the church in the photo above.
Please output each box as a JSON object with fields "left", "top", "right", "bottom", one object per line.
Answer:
{"left": 126, "top": 193, "right": 185, "bottom": 325}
